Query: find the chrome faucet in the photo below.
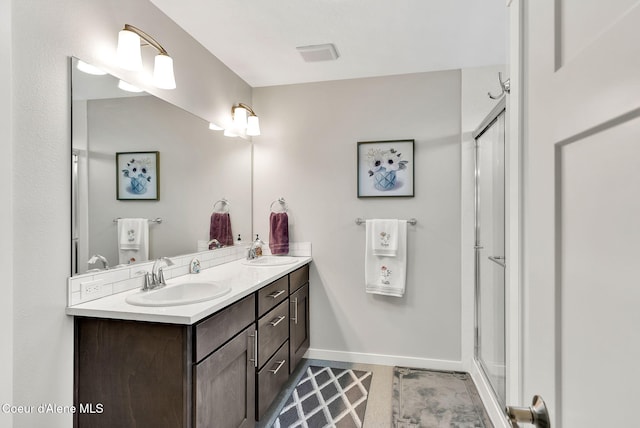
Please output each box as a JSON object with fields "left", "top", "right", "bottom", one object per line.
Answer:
{"left": 246, "top": 235, "right": 265, "bottom": 261}
{"left": 208, "top": 239, "right": 222, "bottom": 249}
{"left": 87, "top": 254, "right": 109, "bottom": 270}
{"left": 151, "top": 257, "right": 175, "bottom": 289}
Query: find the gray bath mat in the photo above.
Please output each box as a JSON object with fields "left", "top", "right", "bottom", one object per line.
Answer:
{"left": 392, "top": 367, "right": 493, "bottom": 428}
{"left": 273, "top": 365, "right": 373, "bottom": 428}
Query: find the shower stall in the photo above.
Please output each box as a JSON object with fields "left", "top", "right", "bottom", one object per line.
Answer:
{"left": 473, "top": 99, "right": 506, "bottom": 408}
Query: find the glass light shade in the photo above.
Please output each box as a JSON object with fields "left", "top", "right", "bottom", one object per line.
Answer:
{"left": 153, "top": 54, "right": 176, "bottom": 90}
{"left": 117, "top": 30, "right": 142, "bottom": 71}
{"left": 209, "top": 123, "right": 224, "bottom": 131}
{"left": 246, "top": 115, "right": 261, "bottom": 136}
{"left": 117, "top": 80, "right": 144, "bottom": 93}
{"left": 233, "top": 106, "right": 248, "bottom": 128}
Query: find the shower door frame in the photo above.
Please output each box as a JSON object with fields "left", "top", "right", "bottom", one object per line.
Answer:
{"left": 473, "top": 99, "right": 507, "bottom": 409}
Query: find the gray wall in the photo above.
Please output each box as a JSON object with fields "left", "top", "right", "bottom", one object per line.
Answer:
{"left": 9, "top": 0, "right": 251, "bottom": 426}
{"left": 1, "top": 0, "right": 13, "bottom": 422}
{"left": 252, "top": 71, "right": 463, "bottom": 365}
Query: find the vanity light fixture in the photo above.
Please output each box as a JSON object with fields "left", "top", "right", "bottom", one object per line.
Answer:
{"left": 225, "top": 103, "right": 260, "bottom": 137}
{"left": 116, "top": 24, "right": 176, "bottom": 90}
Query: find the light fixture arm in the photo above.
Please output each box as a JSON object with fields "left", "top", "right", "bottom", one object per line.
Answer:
{"left": 232, "top": 102, "right": 257, "bottom": 117}
{"left": 123, "top": 24, "right": 169, "bottom": 56}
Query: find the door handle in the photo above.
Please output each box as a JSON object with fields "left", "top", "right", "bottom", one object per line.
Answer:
{"left": 248, "top": 330, "right": 258, "bottom": 368}
{"left": 291, "top": 298, "right": 298, "bottom": 325}
{"left": 488, "top": 255, "right": 506, "bottom": 268}
{"left": 507, "top": 395, "right": 550, "bottom": 428}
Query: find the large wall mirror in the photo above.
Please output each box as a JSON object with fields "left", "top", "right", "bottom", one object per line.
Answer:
{"left": 71, "top": 57, "right": 252, "bottom": 276}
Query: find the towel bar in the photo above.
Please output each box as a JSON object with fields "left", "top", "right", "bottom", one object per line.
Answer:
{"left": 355, "top": 217, "right": 417, "bottom": 226}
{"left": 113, "top": 217, "right": 162, "bottom": 224}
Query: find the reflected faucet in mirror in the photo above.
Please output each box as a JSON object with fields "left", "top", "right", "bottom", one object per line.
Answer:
{"left": 87, "top": 254, "right": 109, "bottom": 270}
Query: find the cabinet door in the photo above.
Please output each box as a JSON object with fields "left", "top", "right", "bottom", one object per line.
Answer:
{"left": 194, "top": 324, "right": 256, "bottom": 428}
{"left": 289, "top": 283, "right": 310, "bottom": 373}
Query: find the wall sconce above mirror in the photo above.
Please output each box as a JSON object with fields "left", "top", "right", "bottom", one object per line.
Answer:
{"left": 117, "top": 24, "right": 176, "bottom": 90}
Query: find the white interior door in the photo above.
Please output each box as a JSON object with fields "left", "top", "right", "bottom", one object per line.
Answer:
{"left": 520, "top": 1, "right": 640, "bottom": 426}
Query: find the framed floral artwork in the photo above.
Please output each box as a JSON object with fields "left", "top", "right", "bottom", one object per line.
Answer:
{"left": 116, "top": 151, "right": 159, "bottom": 200}
{"left": 357, "top": 140, "right": 414, "bottom": 197}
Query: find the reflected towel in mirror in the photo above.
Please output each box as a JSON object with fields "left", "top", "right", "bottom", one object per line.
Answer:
{"left": 210, "top": 212, "right": 234, "bottom": 247}
{"left": 117, "top": 218, "right": 149, "bottom": 264}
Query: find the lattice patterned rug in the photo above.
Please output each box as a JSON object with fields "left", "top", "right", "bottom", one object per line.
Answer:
{"left": 392, "top": 367, "right": 493, "bottom": 428}
{"left": 273, "top": 366, "right": 373, "bottom": 428}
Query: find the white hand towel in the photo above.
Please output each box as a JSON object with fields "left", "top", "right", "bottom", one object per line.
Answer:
{"left": 365, "top": 220, "right": 407, "bottom": 297}
{"left": 369, "top": 219, "right": 399, "bottom": 256}
{"left": 117, "top": 218, "right": 149, "bottom": 264}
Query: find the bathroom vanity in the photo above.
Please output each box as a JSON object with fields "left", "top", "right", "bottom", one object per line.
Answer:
{"left": 70, "top": 260, "right": 310, "bottom": 428}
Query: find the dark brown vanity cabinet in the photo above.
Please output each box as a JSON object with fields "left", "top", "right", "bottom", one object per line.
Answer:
{"left": 73, "top": 263, "right": 310, "bottom": 428}
{"left": 289, "top": 264, "right": 310, "bottom": 373}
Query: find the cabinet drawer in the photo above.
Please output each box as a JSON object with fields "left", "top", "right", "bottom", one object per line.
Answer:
{"left": 257, "top": 299, "right": 289, "bottom": 368}
{"left": 257, "top": 276, "right": 289, "bottom": 317}
{"left": 257, "top": 340, "right": 290, "bottom": 420}
{"left": 195, "top": 294, "right": 255, "bottom": 362}
{"left": 289, "top": 264, "right": 309, "bottom": 293}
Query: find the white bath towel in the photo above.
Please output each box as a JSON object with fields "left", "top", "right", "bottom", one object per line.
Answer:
{"left": 365, "top": 219, "right": 407, "bottom": 297}
{"left": 117, "top": 218, "right": 149, "bottom": 264}
{"left": 369, "top": 219, "right": 399, "bottom": 256}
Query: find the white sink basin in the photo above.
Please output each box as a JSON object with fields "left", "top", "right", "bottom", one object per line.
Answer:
{"left": 240, "top": 256, "right": 298, "bottom": 267}
{"left": 126, "top": 281, "right": 231, "bottom": 307}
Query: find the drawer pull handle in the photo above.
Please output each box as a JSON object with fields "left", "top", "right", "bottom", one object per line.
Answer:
{"left": 248, "top": 331, "right": 258, "bottom": 368}
{"left": 270, "top": 315, "right": 286, "bottom": 327}
{"left": 267, "top": 290, "right": 286, "bottom": 299}
{"left": 291, "top": 298, "right": 298, "bottom": 325}
{"left": 269, "top": 359, "right": 286, "bottom": 375}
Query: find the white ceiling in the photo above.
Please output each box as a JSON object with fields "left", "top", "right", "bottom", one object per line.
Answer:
{"left": 151, "top": 0, "right": 507, "bottom": 88}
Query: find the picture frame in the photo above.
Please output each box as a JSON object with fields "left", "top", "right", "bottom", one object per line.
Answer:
{"left": 357, "top": 140, "right": 414, "bottom": 198}
{"left": 116, "top": 151, "right": 160, "bottom": 200}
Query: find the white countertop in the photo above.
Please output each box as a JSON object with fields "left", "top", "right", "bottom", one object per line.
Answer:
{"left": 66, "top": 256, "right": 312, "bottom": 325}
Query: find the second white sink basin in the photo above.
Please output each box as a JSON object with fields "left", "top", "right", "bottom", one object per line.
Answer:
{"left": 126, "top": 281, "right": 231, "bottom": 307}
{"left": 241, "top": 256, "right": 298, "bottom": 267}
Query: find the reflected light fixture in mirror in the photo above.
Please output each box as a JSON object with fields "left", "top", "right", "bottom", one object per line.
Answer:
{"left": 76, "top": 60, "right": 107, "bottom": 76}
{"left": 225, "top": 103, "right": 260, "bottom": 137}
{"left": 117, "top": 80, "right": 144, "bottom": 93}
{"left": 116, "top": 24, "right": 176, "bottom": 90}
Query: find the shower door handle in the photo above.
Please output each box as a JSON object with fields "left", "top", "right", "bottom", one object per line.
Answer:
{"left": 488, "top": 256, "right": 506, "bottom": 268}
{"left": 507, "top": 395, "right": 550, "bottom": 428}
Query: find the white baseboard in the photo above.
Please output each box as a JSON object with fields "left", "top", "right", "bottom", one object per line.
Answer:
{"left": 468, "top": 360, "right": 511, "bottom": 428}
{"left": 305, "top": 348, "right": 464, "bottom": 372}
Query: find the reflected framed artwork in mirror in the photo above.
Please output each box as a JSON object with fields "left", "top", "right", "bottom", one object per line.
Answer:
{"left": 116, "top": 151, "right": 160, "bottom": 200}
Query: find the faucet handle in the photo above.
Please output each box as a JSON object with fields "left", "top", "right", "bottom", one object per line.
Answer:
{"left": 157, "top": 268, "right": 168, "bottom": 286}
{"left": 135, "top": 270, "right": 153, "bottom": 291}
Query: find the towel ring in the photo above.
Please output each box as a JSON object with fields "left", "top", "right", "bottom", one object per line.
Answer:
{"left": 213, "top": 198, "right": 230, "bottom": 213}
{"left": 270, "top": 197, "right": 288, "bottom": 213}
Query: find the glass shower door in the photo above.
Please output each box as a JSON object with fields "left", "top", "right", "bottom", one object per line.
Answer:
{"left": 474, "top": 110, "right": 506, "bottom": 407}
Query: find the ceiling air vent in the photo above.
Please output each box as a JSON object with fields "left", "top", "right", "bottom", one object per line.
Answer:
{"left": 296, "top": 43, "right": 340, "bottom": 62}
